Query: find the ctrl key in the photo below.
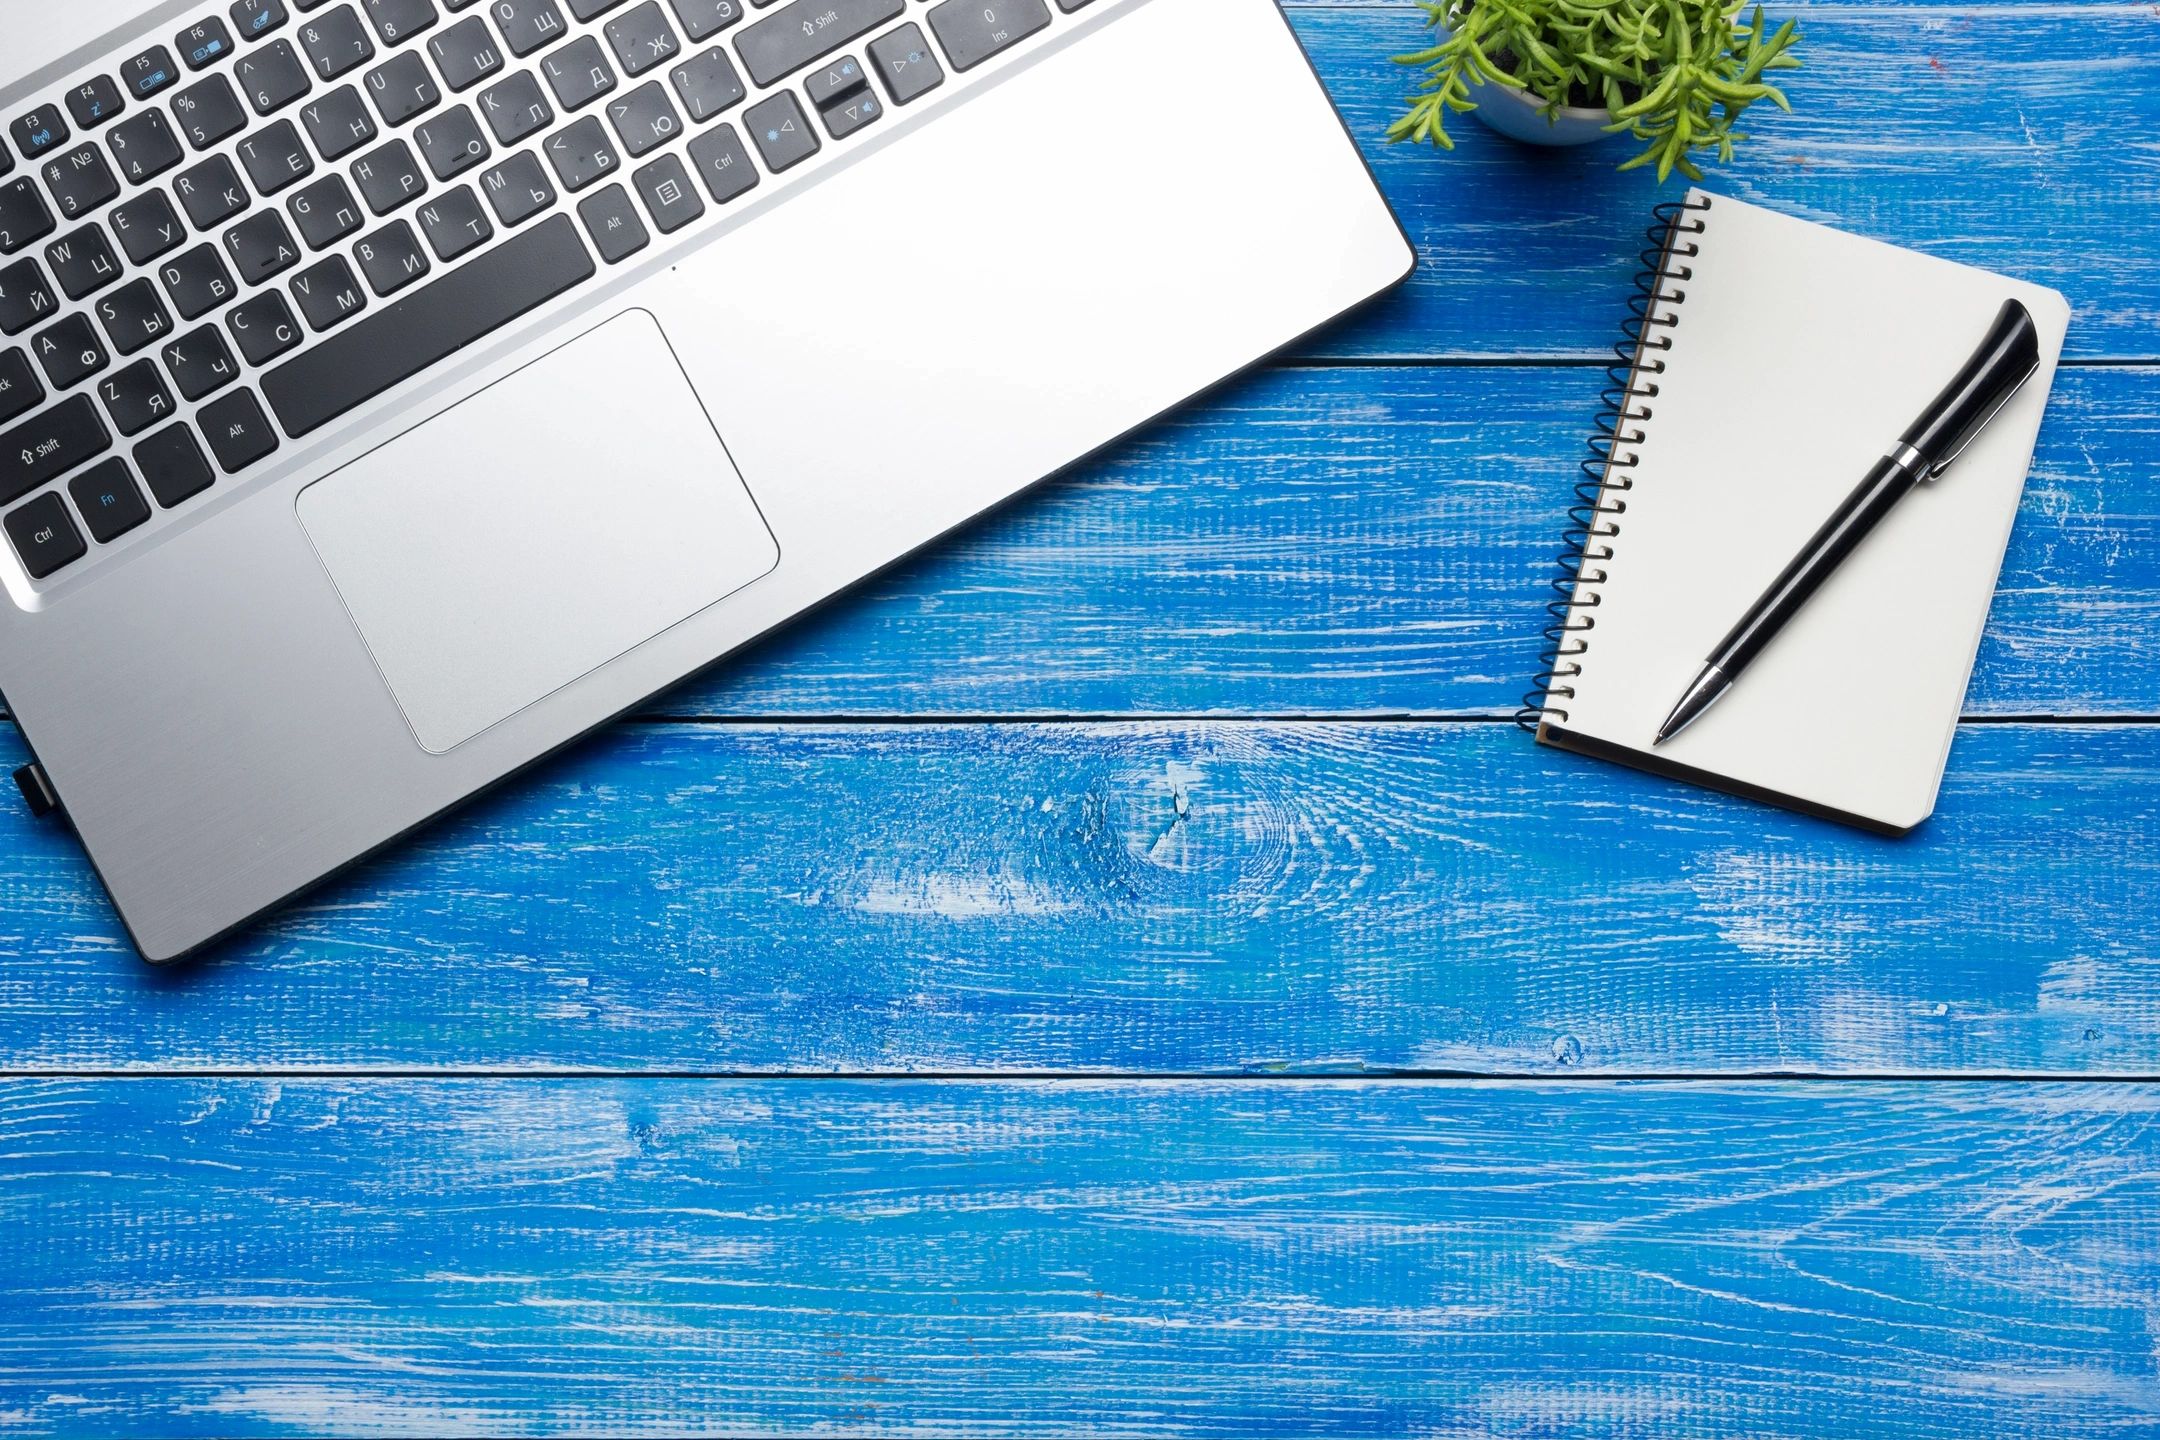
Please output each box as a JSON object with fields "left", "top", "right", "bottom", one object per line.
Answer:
{"left": 6, "top": 492, "right": 87, "bottom": 578}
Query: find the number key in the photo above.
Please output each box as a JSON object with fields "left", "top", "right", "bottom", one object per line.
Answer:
{"left": 172, "top": 74, "right": 250, "bottom": 149}
{"left": 105, "top": 109, "right": 186, "bottom": 184}
{"left": 0, "top": 177, "right": 57, "bottom": 254}
{"left": 360, "top": 0, "right": 440, "bottom": 45}
{"left": 42, "top": 144, "right": 122, "bottom": 221}
{"left": 298, "top": 4, "right": 377, "bottom": 79}
{"left": 925, "top": 0, "right": 1050, "bottom": 71}
{"left": 236, "top": 38, "right": 315, "bottom": 114}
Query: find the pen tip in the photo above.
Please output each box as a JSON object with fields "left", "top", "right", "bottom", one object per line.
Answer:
{"left": 1655, "top": 663, "right": 1733, "bottom": 747}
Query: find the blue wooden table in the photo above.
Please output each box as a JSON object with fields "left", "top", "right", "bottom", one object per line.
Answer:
{"left": 5, "top": 3, "right": 2159, "bottom": 1435}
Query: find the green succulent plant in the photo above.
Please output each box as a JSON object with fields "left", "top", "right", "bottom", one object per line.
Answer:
{"left": 1390, "top": 0, "right": 1801, "bottom": 181}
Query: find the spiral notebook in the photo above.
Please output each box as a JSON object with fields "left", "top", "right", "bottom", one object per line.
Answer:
{"left": 1525, "top": 191, "right": 2070, "bottom": 834}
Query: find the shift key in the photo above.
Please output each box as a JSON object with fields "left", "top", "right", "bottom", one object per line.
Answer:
{"left": 4, "top": 395, "right": 111, "bottom": 505}
{"left": 735, "top": 0, "right": 904, "bottom": 89}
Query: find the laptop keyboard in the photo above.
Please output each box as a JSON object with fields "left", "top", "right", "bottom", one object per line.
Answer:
{"left": 1, "top": 0, "right": 1093, "bottom": 583}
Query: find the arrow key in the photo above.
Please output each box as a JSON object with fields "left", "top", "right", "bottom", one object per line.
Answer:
{"left": 867, "top": 24, "right": 942, "bottom": 106}
{"left": 743, "top": 91, "right": 817, "bottom": 173}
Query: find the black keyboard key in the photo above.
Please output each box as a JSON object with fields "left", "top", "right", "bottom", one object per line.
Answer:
{"left": 415, "top": 105, "right": 490, "bottom": 179}
{"left": 301, "top": 83, "right": 379, "bottom": 158}
{"left": 428, "top": 16, "right": 505, "bottom": 91}
{"left": 228, "top": 288, "right": 304, "bottom": 362}
{"left": 105, "top": 109, "right": 186, "bottom": 184}
{"left": 366, "top": 51, "right": 442, "bottom": 126}
{"left": 1, "top": 394, "right": 109, "bottom": 505}
{"left": 45, "top": 224, "right": 123, "bottom": 300}
{"left": 479, "top": 149, "right": 555, "bottom": 225}
{"left": 576, "top": 181, "right": 646, "bottom": 262}
{"left": 179, "top": 17, "right": 239, "bottom": 69}
{"left": 163, "top": 324, "right": 243, "bottom": 399}
{"left": 291, "top": 253, "right": 369, "bottom": 329}
{"left": 355, "top": 218, "right": 430, "bottom": 293}
{"left": 743, "top": 91, "right": 816, "bottom": 172}
{"left": 631, "top": 151, "right": 700, "bottom": 231}
{"left": 110, "top": 189, "right": 188, "bottom": 265}
{"left": 568, "top": 0, "right": 626, "bottom": 17}
{"left": 95, "top": 277, "right": 176, "bottom": 354}
{"left": 0, "top": 258, "right": 57, "bottom": 334}
{"left": 135, "top": 421, "right": 216, "bottom": 506}
{"left": 417, "top": 183, "right": 491, "bottom": 259}
{"left": 478, "top": 71, "right": 553, "bottom": 144}
{"left": 819, "top": 86, "right": 881, "bottom": 140}
{"left": 236, "top": 39, "right": 314, "bottom": 114}
{"left": 33, "top": 313, "right": 110, "bottom": 388}
{"left": 231, "top": 0, "right": 292, "bottom": 39}
{"left": 606, "top": 2, "right": 681, "bottom": 75}
{"left": 124, "top": 47, "right": 184, "bottom": 101}
{"left": 542, "top": 115, "right": 617, "bottom": 191}
{"left": 361, "top": 0, "right": 440, "bottom": 45}
{"left": 5, "top": 492, "right": 86, "bottom": 577}
{"left": 926, "top": 0, "right": 1048, "bottom": 71}
{"left": 172, "top": 75, "right": 249, "bottom": 150}
{"left": 736, "top": 0, "right": 900, "bottom": 89}
{"left": 288, "top": 172, "right": 364, "bottom": 247}
{"left": 224, "top": 207, "right": 303, "bottom": 282}
{"left": 869, "top": 24, "right": 942, "bottom": 105}
{"left": 669, "top": 0, "right": 743, "bottom": 41}
{"left": 352, "top": 137, "right": 428, "bottom": 211}
{"left": 0, "top": 178, "right": 57, "bottom": 254}
{"left": 493, "top": 0, "right": 570, "bottom": 58}
{"left": 70, "top": 457, "right": 152, "bottom": 542}
{"left": 175, "top": 154, "right": 251, "bottom": 228}
{"left": 804, "top": 54, "right": 864, "bottom": 109}
{"left": 238, "top": 118, "right": 316, "bottom": 194}
{"left": 685, "top": 121, "right": 755, "bottom": 203}
{"left": 65, "top": 77, "right": 128, "bottom": 131}
{"left": 669, "top": 47, "right": 743, "bottom": 122}
{"left": 264, "top": 211, "right": 590, "bottom": 434}
{"left": 98, "top": 358, "right": 178, "bottom": 435}
{"left": 160, "top": 243, "right": 238, "bottom": 319}
{"left": 42, "top": 144, "right": 122, "bottom": 221}
{"left": 9, "top": 109, "right": 68, "bottom": 164}
{"left": 299, "top": 4, "right": 376, "bottom": 79}
{"left": 605, "top": 82, "right": 680, "bottom": 158}
{"left": 199, "top": 386, "right": 278, "bottom": 471}
{"left": 0, "top": 347, "right": 42, "bottom": 425}
{"left": 542, "top": 37, "right": 618, "bottom": 112}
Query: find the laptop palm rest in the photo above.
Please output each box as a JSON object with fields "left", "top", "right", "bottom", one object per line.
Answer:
{"left": 296, "top": 308, "right": 779, "bottom": 754}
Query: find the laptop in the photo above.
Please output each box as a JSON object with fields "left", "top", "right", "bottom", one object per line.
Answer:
{"left": 0, "top": 0, "right": 1413, "bottom": 961}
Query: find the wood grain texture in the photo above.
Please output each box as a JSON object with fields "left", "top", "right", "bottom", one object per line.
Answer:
{"left": 1281, "top": 2, "right": 2160, "bottom": 361}
{"left": 3, "top": 1078, "right": 2155, "bottom": 1438}
{"left": 631, "top": 365, "right": 2155, "bottom": 721}
{"left": 6, "top": 721, "right": 2157, "bottom": 1076}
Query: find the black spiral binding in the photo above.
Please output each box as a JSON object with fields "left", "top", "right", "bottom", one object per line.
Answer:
{"left": 1517, "top": 195, "right": 1713, "bottom": 731}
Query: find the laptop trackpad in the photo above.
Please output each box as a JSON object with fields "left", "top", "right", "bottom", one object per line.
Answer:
{"left": 297, "top": 308, "right": 779, "bottom": 754}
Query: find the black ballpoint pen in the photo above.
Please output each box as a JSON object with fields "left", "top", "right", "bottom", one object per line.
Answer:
{"left": 1654, "top": 297, "right": 2044, "bottom": 746}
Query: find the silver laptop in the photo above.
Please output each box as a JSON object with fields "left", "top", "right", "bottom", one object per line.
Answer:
{"left": 0, "top": 0, "right": 1411, "bottom": 961}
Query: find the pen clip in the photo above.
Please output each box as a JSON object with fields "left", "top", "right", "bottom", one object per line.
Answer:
{"left": 1919, "top": 356, "right": 2039, "bottom": 481}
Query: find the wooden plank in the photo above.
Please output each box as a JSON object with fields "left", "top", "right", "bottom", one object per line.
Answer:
{"left": 6, "top": 366, "right": 2149, "bottom": 726}
{"left": 5, "top": 720, "right": 2157, "bottom": 1075}
{"left": 1281, "top": 3, "right": 2160, "bottom": 361}
{"left": 595, "top": 365, "right": 2158, "bottom": 718}
{"left": 3, "top": 1077, "right": 2155, "bottom": 1436}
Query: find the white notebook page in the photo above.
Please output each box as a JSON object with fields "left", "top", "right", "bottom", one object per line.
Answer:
{"left": 1542, "top": 190, "right": 2070, "bottom": 832}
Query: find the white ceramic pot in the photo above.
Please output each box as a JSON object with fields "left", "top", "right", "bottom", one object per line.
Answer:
{"left": 1468, "top": 76, "right": 1614, "bottom": 147}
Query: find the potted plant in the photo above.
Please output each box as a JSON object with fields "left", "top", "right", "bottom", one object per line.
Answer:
{"left": 1390, "top": 0, "right": 1801, "bottom": 180}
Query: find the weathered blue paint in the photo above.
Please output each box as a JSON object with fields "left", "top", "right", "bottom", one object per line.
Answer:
{"left": 2, "top": 1079, "right": 2156, "bottom": 1438}
{"left": 3, "top": 721, "right": 2157, "bottom": 1075}
{"left": 2, "top": 1, "right": 2155, "bottom": 1435}
{"left": 1282, "top": 3, "right": 2160, "bottom": 361}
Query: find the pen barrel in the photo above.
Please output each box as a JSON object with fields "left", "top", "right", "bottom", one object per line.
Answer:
{"left": 1710, "top": 455, "right": 1921, "bottom": 677}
